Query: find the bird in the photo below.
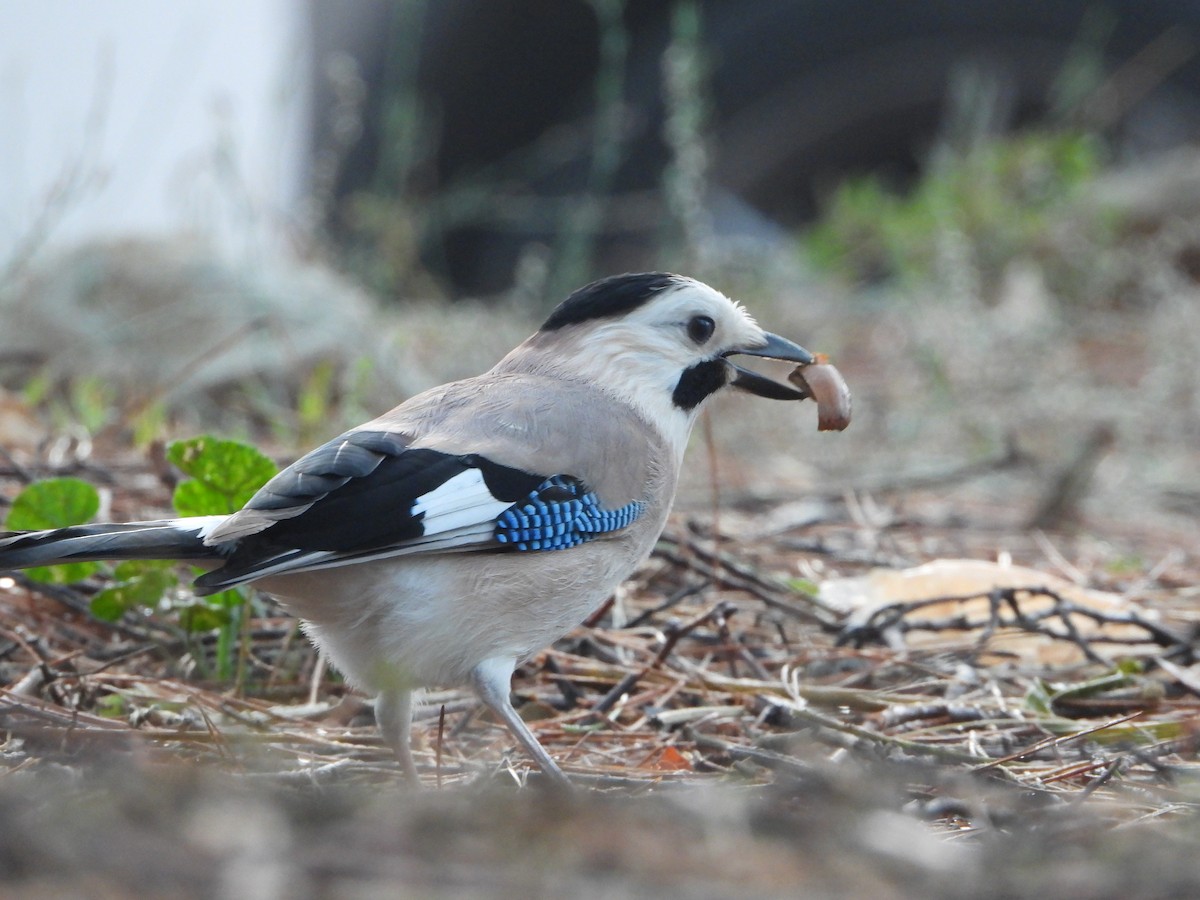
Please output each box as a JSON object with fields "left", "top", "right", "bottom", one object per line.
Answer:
{"left": 0, "top": 272, "right": 821, "bottom": 784}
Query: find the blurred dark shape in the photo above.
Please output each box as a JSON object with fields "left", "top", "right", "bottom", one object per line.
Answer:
{"left": 1027, "top": 422, "right": 1117, "bottom": 531}
{"left": 309, "top": 0, "right": 1200, "bottom": 295}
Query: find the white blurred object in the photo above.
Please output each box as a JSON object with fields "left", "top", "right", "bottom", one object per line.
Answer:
{"left": 0, "top": 0, "right": 311, "bottom": 264}
{"left": 822, "top": 558, "right": 1161, "bottom": 666}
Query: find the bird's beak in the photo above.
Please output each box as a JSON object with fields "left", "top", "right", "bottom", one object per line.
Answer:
{"left": 726, "top": 332, "right": 815, "bottom": 400}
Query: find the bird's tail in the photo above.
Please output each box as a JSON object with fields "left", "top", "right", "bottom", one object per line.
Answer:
{"left": 0, "top": 517, "right": 226, "bottom": 570}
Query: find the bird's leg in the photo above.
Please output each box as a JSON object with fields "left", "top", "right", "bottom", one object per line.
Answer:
{"left": 374, "top": 686, "right": 419, "bottom": 783}
{"left": 470, "top": 657, "right": 570, "bottom": 787}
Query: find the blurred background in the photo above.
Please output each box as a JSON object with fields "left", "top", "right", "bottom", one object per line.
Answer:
{"left": 4, "top": 7, "right": 1200, "bottom": 890}
{"left": 1, "top": 0, "right": 1198, "bottom": 529}
{"left": 9, "top": 1, "right": 1200, "bottom": 287}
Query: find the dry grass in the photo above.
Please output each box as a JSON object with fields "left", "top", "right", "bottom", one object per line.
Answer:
{"left": 2, "top": 458, "right": 1199, "bottom": 894}
{"left": 2, "top": 462, "right": 1196, "bottom": 792}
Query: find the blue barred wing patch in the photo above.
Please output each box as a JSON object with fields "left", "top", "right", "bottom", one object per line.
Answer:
{"left": 494, "top": 476, "right": 644, "bottom": 551}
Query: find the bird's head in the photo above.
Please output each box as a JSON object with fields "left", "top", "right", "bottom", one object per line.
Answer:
{"left": 502, "top": 273, "right": 816, "bottom": 453}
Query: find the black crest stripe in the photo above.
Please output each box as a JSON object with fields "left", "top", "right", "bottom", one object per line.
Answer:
{"left": 540, "top": 272, "right": 681, "bottom": 331}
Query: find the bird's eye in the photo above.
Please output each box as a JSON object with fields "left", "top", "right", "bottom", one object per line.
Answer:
{"left": 687, "top": 315, "right": 716, "bottom": 344}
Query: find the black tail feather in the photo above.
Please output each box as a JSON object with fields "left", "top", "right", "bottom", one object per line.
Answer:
{"left": 0, "top": 520, "right": 221, "bottom": 570}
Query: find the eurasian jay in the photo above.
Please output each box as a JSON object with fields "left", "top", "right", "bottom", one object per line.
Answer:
{"left": 0, "top": 272, "right": 830, "bottom": 784}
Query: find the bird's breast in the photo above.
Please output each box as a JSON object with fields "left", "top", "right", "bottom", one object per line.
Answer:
{"left": 258, "top": 511, "right": 667, "bottom": 690}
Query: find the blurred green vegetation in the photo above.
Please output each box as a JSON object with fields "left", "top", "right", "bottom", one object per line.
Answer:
{"left": 329, "top": 1, "right": 437, "bottom": 302}
{"left": 328, "top": 0, "right": 712, "bottom": 308}
{"left": 325, "top": 1, "right": 1132, "bottom": 318}
{"left": 804, "top": 130, "right": 1108, "bottom": 290}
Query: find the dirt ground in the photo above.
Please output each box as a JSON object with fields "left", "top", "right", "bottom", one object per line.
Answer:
{"left": 2, "top": 225, "right": 1200, "bottom": 895}
{"left": 1, "top": 464, "right": 1198, "bottom": 897}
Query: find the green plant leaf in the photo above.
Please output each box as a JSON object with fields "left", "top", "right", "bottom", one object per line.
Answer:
{"left": 788, "top": 577, "right": 820, "bottom": 597}
{"left": 179, "top": 602, "right": 230, "bottom": 633}
{"left": 167, "top": 436, "right": 277, "bottom": 516}
{"left": 207, "top": 587, "right": 247, "bottom": 610}
{"left": 111, "top": 559, "right": 175, "bottom": 580}
{"left": 5, "top": 477, "right": 100, "bottom": 531}
{"left": 1024, "top": 678, "right": 1054, "bottom": 715}
{"left": 94, "top": 694, "right": 128, "bottom": 719}
{"left": 91, "top": 565, "right": 179, "bottom": 622}
{"left": 5, "top": 478, "right": 102, "bottom": 583}
{"left": 1114, "top": 658, "right": 1144, "bottom": 676}
{"left": 25, "top": 560, "right": 100, "bottom": 585}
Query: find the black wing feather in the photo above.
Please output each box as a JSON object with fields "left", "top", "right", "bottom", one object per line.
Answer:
{"left": 259, "top": 449, "right": 489, "bottom": 552}
{"left": 244, "top": 429, "right": 410, "bottom": 513}
{"left": 195, "top": 434, "right": 549, "bottom": 591}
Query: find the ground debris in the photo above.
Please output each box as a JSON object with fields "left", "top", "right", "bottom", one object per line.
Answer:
{"left": 2, "top": 443, "right": 1200, "bottom": 895}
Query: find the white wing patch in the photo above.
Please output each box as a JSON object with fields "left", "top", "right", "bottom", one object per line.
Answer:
{"left": 411, "top": 468, "right": 514, "bottom": 536}
{"left": 173, "top": 516, "right": 234, "bottom": 542}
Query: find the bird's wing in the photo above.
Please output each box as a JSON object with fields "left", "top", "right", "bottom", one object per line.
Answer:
{"left": 194, "top": 422, "right": 646, "bottom": 594}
